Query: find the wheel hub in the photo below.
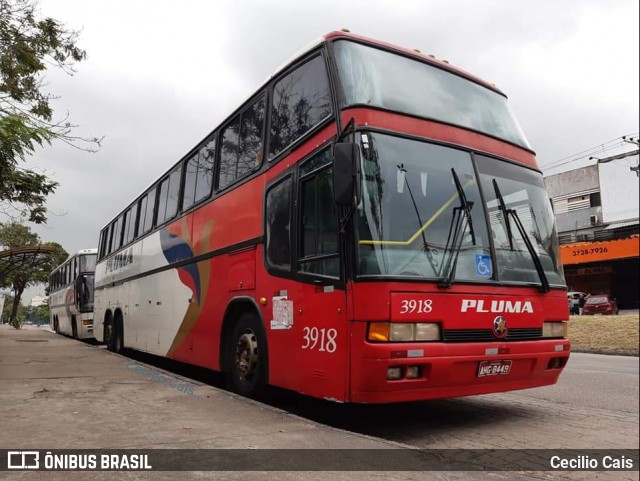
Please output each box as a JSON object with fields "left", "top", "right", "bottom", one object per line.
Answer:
{"left": 235, "top": 330, "right": 258, "bottom": 380}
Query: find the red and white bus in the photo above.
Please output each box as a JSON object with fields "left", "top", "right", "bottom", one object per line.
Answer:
{"left": 49, "top": 248, "right": 97, "bottom": 339}
{"left": 94, "top": 31, "right": 570, "bottom": 403}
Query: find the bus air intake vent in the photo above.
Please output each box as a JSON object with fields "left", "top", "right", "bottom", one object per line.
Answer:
{"left": 442, "top": 328, "right": 542, "bottom": 342}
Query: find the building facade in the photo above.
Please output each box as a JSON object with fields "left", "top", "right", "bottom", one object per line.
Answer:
{"left": 545, "top": 161, "right": 639, "bottom": 309}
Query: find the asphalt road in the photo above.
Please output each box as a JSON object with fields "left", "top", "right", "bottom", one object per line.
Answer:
{"left": 92, "top": 337, "right": 640, "bottom": 452}
{"left": 6, "top": 326, "right": 636, "bottom": 480}
{"left": 262, "top": 352, "right": 639, "bottom": 451}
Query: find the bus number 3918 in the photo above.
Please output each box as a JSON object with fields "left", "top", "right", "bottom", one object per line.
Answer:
{"left": 400, "top": 299, "right": 433, "bottom": 314}
{"left": 302, "top": 327, "right": 338, "bottom": 353}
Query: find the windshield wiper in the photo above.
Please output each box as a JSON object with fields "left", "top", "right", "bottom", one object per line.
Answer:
{"left": 438, "top": 168, "right": 476, "bottom": 288}
{"left": 396, "top": 164, "right": 439, "bottom": 276}
{"left": 492, "top": 179, "right": 550, "bottom": 293}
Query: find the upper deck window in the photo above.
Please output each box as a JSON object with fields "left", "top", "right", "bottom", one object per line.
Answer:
{"left": 218, "top": 94, "right": 266, "bottom": 190}
{"left": 269, "top": 55, "right": 332, "bottom": 159}
{"left": 157, "top": 167, "right": 181, "bottom": 225}
{"left": 333, "top": 41, "right": 531, "bottom": 150}
{"left": 183, "top": 136, "right": 216, "bottom": 211}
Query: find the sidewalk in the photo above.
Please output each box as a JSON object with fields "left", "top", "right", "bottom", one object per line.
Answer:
{"left": 0, "top": 324, "right": 436, "bottom": 481}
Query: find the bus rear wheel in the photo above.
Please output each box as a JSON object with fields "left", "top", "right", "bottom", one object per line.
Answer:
{"left": 106, "top": 316, "right": 123, "bottom": 353}
{"left": 225, "top": 313, "right": 267, "bottom": 398}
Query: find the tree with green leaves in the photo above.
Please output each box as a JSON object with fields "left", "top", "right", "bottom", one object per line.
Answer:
{"left": 0, "top": 222, "right": 67, "bottom": 327}
{"left": 1, "top": 0, "right": 101, "bottom": 224}
{"left": 1, "top": 294, "right": 25, "bottom": 324}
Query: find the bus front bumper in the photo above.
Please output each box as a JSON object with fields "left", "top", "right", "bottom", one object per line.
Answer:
{"left": 349, "top": 326, "right": 570, "bottom": 403}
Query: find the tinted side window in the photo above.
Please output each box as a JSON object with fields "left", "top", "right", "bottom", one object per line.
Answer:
{"left": 157, "top": 179, "right": 169, "bottom": 224}
{"left": 265, "top": 176, "right": 292, "bottom": 270}
{"left": 182, "top": 154, "right": 199, "bottom": 211}
{"left": 98, "top": 230, "right": 106, "bottom": 259}
{"left": 124, "top": 204, "right": 137, "bottom": 245}
{"left": 218, "top": 94, "right": 265, "bottom": 189}
{"left": 195, "top": 137, "right": 215, "bottom": 203}
{"left": 113, "top": 215, "right": 124, "bottom": 252}
{"left": 106, "top": 224, "right": 113, "bottom": 255}
{"left": 298, "top": 150, "right": 339, "bottom": 277}
{"left": 141, "top": 188, "right": 156, "bottom": 234}
{"left": 270, "top": 55, "right": 332, "bottom": 158}
{"left": 165, "top": 168, "right": 181, "bottom": 220}
{"left": 219, "top": 118, "right": 240, "bottom": 189}
{"left": 108, "top": 217, "right": 123, "bottom": 255}
{"left": 183, "top": 136, "right": 216, "bottom": 211}
{"left": 157, "top": 167, "right": 181, "bottom": 225}
{"left": 300, "top": 170, "right": 338, "bottom": 258}
{"left": 122, "top": 208, "right": 132, "bottom": 246}
{"left": 238, "top": 95, "right": 265, "bottom": 178}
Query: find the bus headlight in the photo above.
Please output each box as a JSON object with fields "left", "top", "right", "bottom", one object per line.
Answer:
{"left": 415, "top": 323, "right": 441, "bottom": 341}
{"left": 390, "top": 323, "right": 414, "bottom": 341}
{"left": 368, "top": 322, "right": 441, "bottom": 342}
{"left": 543, "top": 321, "right": 567, "bottom": 338}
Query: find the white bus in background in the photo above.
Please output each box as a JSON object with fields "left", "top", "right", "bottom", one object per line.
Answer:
{"left": 49, "top": 248, "right": 98, "bottom": 339}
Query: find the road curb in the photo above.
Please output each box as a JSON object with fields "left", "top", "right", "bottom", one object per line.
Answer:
{"left": 571, "top": 347, "right": 639, "bottom": 357}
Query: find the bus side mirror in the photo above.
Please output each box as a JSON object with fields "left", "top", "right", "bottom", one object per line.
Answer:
{"left": 333, "top": 142, "right": 361, "bottom": 207}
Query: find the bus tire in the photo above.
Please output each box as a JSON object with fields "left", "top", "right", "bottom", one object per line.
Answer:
{"left": 71, "top": 316, "right": 78, "bottom": 340}
{"left": 108, "top": 314, "right": 124, "bottom": 353}
{"left": 54, "top": 317, "right": 59, "bottom": 334}
{"left": 105, "top": 319, "right": 114, "bottom": 351}
{"left": 225, "top": 312, "right": 267, "bottom": 398}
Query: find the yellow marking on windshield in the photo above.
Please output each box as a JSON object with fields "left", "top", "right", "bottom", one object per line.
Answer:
{"left": 358, "top": 179, "right": 475, "bottom": 246}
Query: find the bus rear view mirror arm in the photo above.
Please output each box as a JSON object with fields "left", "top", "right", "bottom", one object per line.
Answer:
{"left": 333, "top": 142, "right": 361, "bottom": 207}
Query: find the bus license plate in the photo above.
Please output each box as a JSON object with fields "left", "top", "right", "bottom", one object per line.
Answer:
{"left": 477, "top": 360, "right": 512, "bottom": 377}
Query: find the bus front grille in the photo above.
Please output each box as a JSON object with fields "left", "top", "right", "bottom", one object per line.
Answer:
{"left": 442, "top": 328, "right": 543, "bottom": 342}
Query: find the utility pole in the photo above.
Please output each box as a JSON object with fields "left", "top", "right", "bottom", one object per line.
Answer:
{"left": 589, "top": 138, "right": 640, "bottom": 177}
{"left": 622, "top": 136, "right": 639, "bottom": 177}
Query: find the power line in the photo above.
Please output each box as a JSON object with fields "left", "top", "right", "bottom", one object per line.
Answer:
{"left": 541, "top": 133, "right": 639, "bottom": 172}
{"left": 545, "top": 136, "right": 627, "bottom": 167}
{"left": 590, "top": 149, "right": 640, "bottom": 164}
{"left": 542, "top": 142, "right": 625, "bottom": 171}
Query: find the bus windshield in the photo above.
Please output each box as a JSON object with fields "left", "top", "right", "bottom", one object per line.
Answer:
{"left": 476, "top": 155, "right": 565, "bottom": 286}
{"left": 78, "top": 274, "right": 95, "bottom": 311}
{"left": 333, "top": 40, "right": 531, "bottom": 150}
{"left": 355, "top": 132, "right": 565, "bottom": 287}
{"left": 356, "top": 132, "right": 491, "bottom": 281}
{"left": 80, "top": 254, "right": 97, "bottom": 273}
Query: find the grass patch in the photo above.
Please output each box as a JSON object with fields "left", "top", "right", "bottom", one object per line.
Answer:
{"left": 569, "top": 314, "right": 639, "bottom": 356}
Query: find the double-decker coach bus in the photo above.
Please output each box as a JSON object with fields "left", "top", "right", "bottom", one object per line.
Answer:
{"left": 94, "top": 31, "right": 569, "bottom": 403}
{"left": 49, "top": 248, "right": 97, "bottom": 339}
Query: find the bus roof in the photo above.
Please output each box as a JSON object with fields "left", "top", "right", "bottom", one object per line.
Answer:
{"left": 74, "top": 248, "right": 98, "bottom": 256}
{"left": 270, "top": 30, "right": 504, "bottom": 95}
{"left": 322, "top": 30, "right": 504, "bottom": 95}
{"left": 99, "top": 31, "right": 508, "bottom": 227}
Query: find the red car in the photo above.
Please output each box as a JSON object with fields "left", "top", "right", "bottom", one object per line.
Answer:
{"left": 582, "top": 295, "right": 619, "bottom": 315}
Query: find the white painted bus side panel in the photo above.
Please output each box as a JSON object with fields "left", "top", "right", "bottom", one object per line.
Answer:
{"left": 95, "top": 229, "right": 191, "bottom": 355}
{"left": 94, "top": 288, "right": 106, "bottom": 342}
{"left": 136, "top": 231, "right": 191, "bottom": 356}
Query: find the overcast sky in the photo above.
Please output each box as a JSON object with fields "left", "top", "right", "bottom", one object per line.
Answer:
{"left": 15, "top": 0, "right": 639, "bottom": 299}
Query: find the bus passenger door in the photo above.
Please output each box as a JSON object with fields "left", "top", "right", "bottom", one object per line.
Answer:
{"left": 264, "top": 149, "right": 349, "bottom": 401}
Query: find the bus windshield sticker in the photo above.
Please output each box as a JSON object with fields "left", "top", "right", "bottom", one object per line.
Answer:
{"left": 271, "top": 296, "right": 293, "bottom": 330}
{"left": 475, "top": 254, "right": 492, "bottom": 278}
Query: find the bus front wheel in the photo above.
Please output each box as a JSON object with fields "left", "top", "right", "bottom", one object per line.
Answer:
{"left": 225, "top": 313, "right": 267, "bottom": 398}
{"left": 71, "top": 317, "right": 78, "bottom": 340}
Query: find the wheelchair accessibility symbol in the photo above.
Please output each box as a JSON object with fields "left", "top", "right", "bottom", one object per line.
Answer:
{"left": 475, "top": 254, "right": 493, "bottom": 277}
